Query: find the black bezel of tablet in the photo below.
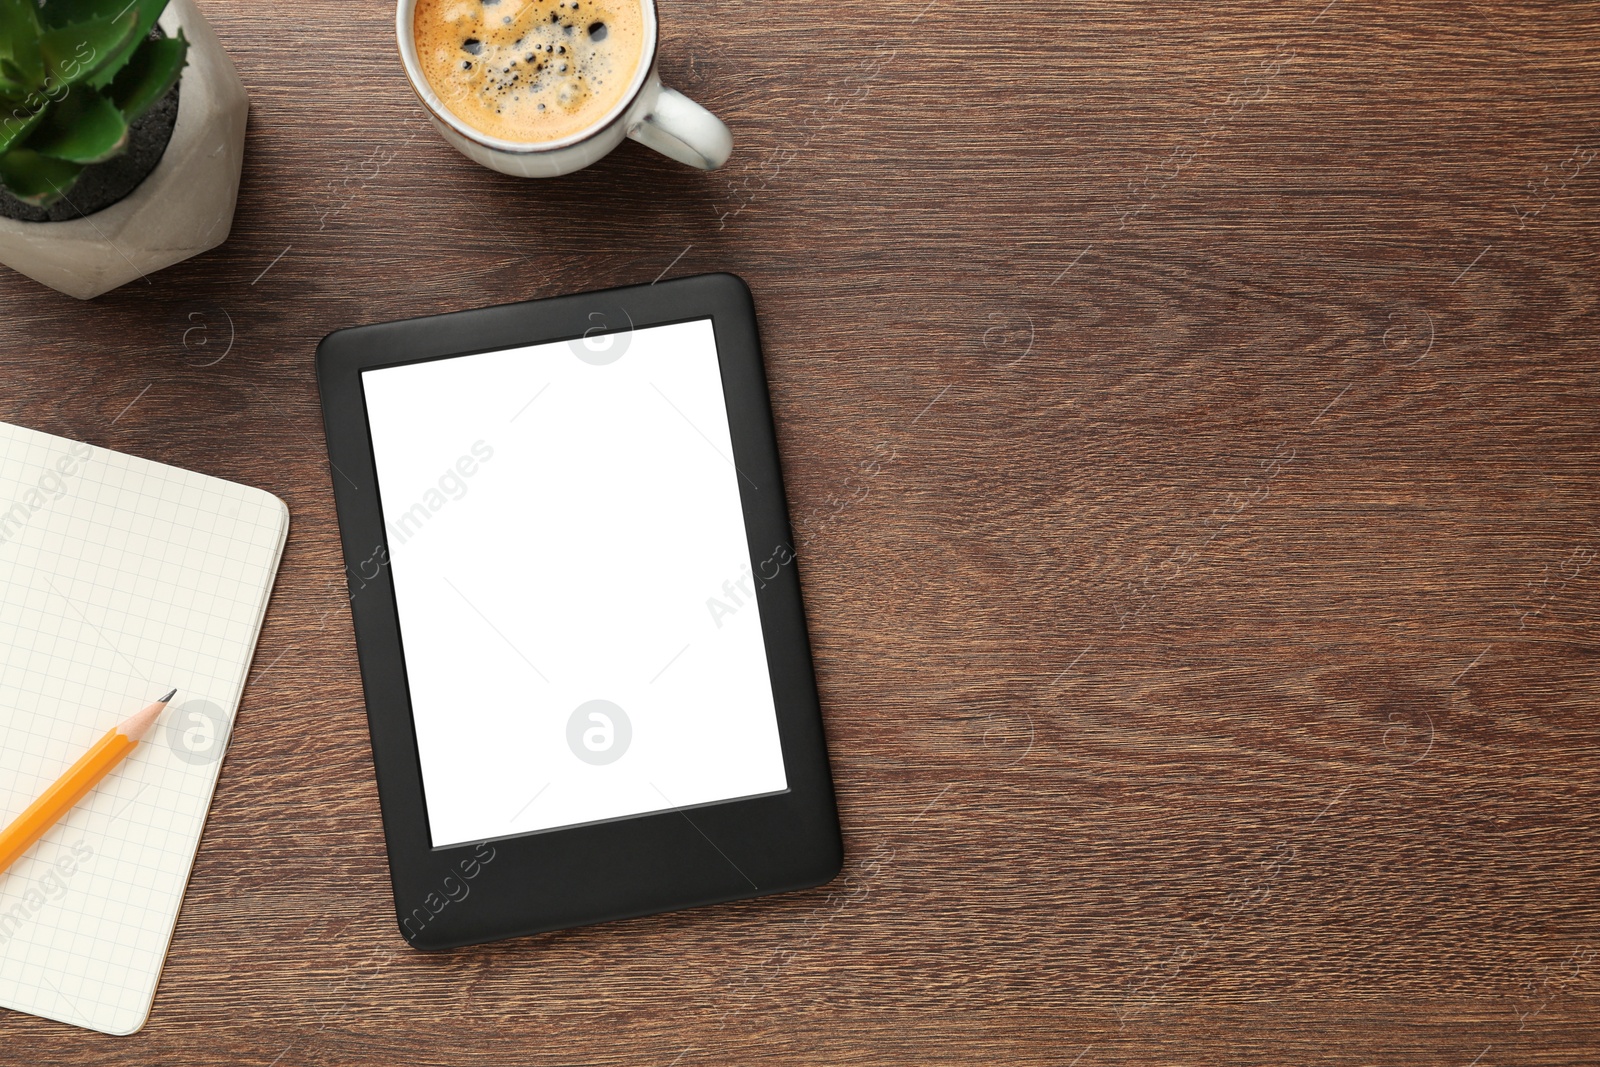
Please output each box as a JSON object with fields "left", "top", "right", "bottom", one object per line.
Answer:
{"left": 316, "top": 273, "right": 841, "bottom": 950}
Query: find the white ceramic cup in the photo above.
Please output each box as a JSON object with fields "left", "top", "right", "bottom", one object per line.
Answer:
{"left": 395, "top": 0, "right": 732, "bottom": 177}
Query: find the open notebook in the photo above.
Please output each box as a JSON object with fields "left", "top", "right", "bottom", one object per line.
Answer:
{"left": 0, "top": 420, "right": 288, "bottom": 1034}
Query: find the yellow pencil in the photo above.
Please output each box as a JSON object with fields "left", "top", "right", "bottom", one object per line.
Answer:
{"left": 0, "top": 689, "right": 175, "bottom": 877}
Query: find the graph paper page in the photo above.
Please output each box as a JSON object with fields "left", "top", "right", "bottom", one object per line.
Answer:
{"left": 0, "top": 421, "right": 288, "bottom": 1035}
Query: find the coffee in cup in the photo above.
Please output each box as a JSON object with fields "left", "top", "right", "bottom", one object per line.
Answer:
{"left": 397, "top": 0, "right": 733, "bottom": 176}
{"left": 413, "top": 0, "right": 646, "bottom": 144}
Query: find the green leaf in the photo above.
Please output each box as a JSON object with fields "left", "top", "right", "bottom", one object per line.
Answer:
{"left": 0, "top": 0, "right": 44, "bottom": 85}
{"left": 41, "top": 0, "right": 165, "bottom": 33}
{"left": 0, "top": 147, "right": 83, "bottom": 206}
{"left": 0, "top": 103, "right": 43, "bottom": 154}
{"left": 85, "top": 0, "right": 172, "bottom": 89}
{"left": 26, "top": 86, "right": 126, "bottom": 162}
{"left": 38, "top": 11, "right": 138, "bottom": 88}
{"left": 0, "top": 0, "right": 39, "bottom": 34}
{"left": 105, "top": 31, "right": 182, "bottom": 118}
{"left": 0, "top": 57, "right": 33, "bottom": 88}
{"left": 39, "top": 0, "right": 127, "bottom": 28}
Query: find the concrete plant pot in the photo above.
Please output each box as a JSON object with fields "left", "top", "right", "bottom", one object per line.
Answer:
{"left": 0, "top": 0, "right": 249, "bottom": 300}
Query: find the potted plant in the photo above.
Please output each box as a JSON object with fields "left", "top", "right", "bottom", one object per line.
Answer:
{"left": 0, "top": 0, "right": 248, "bottom": 299}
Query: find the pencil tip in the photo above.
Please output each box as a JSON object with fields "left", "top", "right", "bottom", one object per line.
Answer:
{"left": 158, "top": 688, "right": 176, "bottom": 703}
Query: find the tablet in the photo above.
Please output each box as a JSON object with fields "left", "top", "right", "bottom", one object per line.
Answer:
{"left": 317, "top": 274, "right": 841, "bottom": 949}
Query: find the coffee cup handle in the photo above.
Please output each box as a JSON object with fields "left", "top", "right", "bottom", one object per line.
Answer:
{"left": 628, "top": 82, "right": 733, "bottom": 170}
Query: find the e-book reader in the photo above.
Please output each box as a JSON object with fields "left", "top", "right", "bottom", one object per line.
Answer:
{"left": 317, "top": 274, "right": 841, "bottom": 949}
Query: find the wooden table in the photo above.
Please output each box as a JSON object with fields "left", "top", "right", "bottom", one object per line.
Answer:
{"left": 4, "top": 0, "right": 1598, "bottom": 1062}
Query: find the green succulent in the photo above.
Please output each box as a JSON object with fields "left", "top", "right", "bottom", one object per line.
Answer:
{"left": 0, "top": 0, "right": 187, "bottom": 208}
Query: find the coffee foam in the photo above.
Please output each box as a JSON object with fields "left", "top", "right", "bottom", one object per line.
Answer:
{"left": 414, "top": 0, "right": 645, "bottom": 144}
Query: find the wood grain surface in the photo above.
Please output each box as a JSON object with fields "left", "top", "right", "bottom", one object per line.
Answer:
{"left": 2, "top": 0, "right": 1598, "bottom": 1062}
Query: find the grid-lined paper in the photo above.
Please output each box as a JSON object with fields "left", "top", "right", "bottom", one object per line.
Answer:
{"left": 0, "top": 421, "right": 288, "bottom": 1035}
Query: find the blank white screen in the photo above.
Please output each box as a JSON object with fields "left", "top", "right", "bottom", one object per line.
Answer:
{"left": 361, "top": 319, "right": 788, "bottom": 848}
